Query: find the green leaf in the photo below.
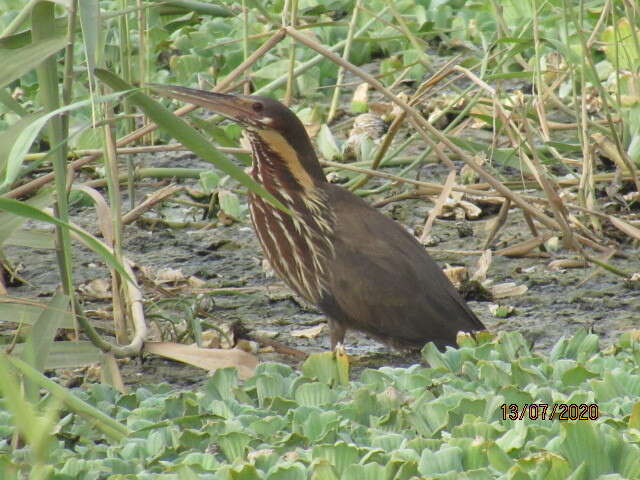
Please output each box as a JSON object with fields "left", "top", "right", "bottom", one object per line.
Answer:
{"left": 4, "top": 229, "right": 55, "bottom": 249}
{"left": 219, "top": 189, "right": 243, "bottom": 220}
{"left": 294, "top": 407, "right": 338, "bottom": 443}
{"left": 294, "top": 382, "right": 334, "bottom": 407}
{"left": 601, "top": 18, "right": 640, "bottom": 70}
{"left": 0, "top": 92, "right": 126, "bottom": 193}
{"left": 317, "top": 125, "right": 341, "bottom": 162}
{"left": 5, "top": 355, "right": 129, "bottom": 441}
{"left": 0, "top": 112, "right": 43, "bottom": 180}
{"left": 0, "top": 197, "right": 134, "bottom": 284}
{"left": 559, "top": 421, "right": 611, "bottom": 477}
{"left": 312, "top": 442, "right": 360, "bottom": 477}
{"left": 485, "top": 442, "right": 513, "bottom": 472}
{"left": 421, "top": 342, "right": 453, "bottom": 370}
{"left": 177, "top": 465, "right": 201, "bottom": 480}
{"left": 561, "top": 365, "right": 598, "bottom": 386}
{"left": 146, "top": 430, "right": 167, "bottom": 457}
{"left": 0, "top": 300, "right": 74, "bottom": 328}
{"left": 21, "top": 292, "right": 69, "bottom": 372}
{"left": 181, "top": 452, "right": 220, "bottom": 471}
{"left": 0, "top": 36, "right": 67, "bottom": 90}
{"left": 265, "top": 462, "right": 307, "bottom": 480}
{"left": 343, "top": 462, "right": 386, "bottom": 480}
{"left": 418, "top": 446, "right": 463, "bottom": 475}
{"left": 310, "top": 459, "right": 339, "bottom": 480}
{"left": 205, "top": 367, "right": 238, "bottom": 403}
{"left": 495, "top": 420, "right": 527, "bottom": 452}
{"left": 0, "top": 88, "right": 28, "bottom": 115}
{"left": 78, "top": 0, "right": 101, "bottom": 78}
{"left": 154, "top": 0, "right": 233, "bottom": 16}
{"left": 301, "top": 351, "right": 349, "bottom": 386}
{"left": 0, "top": 187, "right": 53, "bottom": 245}
{"left": 199, "top": 170, "right": 221, "bottom": 193}
{"left": 218, "top": 431, "right": 251, "bottom": 462}
{"left": 629, "top": 402, "right": 640, "bottom": 429}
{"left": 256, "top": 372, "right": 286, "bottom": 402}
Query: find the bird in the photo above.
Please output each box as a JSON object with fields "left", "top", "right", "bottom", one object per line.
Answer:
{"left": 152, "top": 85, "right": 485, "bottom": 350}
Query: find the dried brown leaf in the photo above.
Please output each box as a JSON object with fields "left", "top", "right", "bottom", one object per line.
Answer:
{"left": 495, "top": 233, "right": 552, "bottom": 257}
{"left": 592, "top": 132, "right": 627, "bottom": 171}
{"left": 79, "top": 278, "right": 111, "bottom": 299}
{"left": 420, "top": 170, "right": 456, "bottom": 243}
{"left": 608, "top": 215, "right": 640, "bottom": 242}
{"left": 202, "top": 325, "right": 235, "bottom": 349}
{"left": 490, "top": 282, "right": 528, "bottom": 299}
{"left": 457, "top": 200, "right": 482, "bottom": 219}
{"left": 156, "top": 267, "right": 186, "bottom": 284}
{"left": 291, "top": 324, "right": 325, "bottom": 339}
{"left": 144, "top": 342, "right": 258, "bottom": 379}
{"left": 188, "top": 276, "right": 206, "bottom": 288}
{"left": 443, "top": 265, "right": 467, "bottom": 287}
{"left": 75, "top": 186, "right": 113, "bottom": 245}
{"left": 548, "top": 258, "right": 588, "bottom": 270}
{"left": 471, "top": 250, "right": 492, "bottom": 282}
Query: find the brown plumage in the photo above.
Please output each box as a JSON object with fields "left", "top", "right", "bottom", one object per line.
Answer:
{"left": 152, "top": 85, "right": 485, "bottom": 350}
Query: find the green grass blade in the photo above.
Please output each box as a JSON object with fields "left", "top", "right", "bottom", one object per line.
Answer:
{"left": 0, "top": 34, "right": 67, "bottom": 91}
{"left": 7, "top": 355, "right": 130, "bottom": 441}
{"left": 94, "top": 68, "right": 288, "bottom": 213}
{"left": 10, "top": 341, "right": 101, "bottom": 369}
{"left": 0, "top": 197, "right": 134, "bottom": 284}
{"left": 0, "top": 188, "right": 53, "bottom": 245}
{"left": 0, "top": 91, "right": 126, "bottom": 193}
{"left": 22, "top": 292, "right": 70, "bottom": 372}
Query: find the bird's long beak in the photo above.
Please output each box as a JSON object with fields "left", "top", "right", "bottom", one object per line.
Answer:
{"left": 149, "top": 84, "right": 256, "bottom": 124}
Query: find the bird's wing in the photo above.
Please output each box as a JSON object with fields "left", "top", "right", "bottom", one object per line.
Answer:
{"left": 321, "top": 185, "right": 483, "bottom": 346}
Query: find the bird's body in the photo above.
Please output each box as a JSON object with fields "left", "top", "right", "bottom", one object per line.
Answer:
{"left": 153, "top": 85, "right": 485, "bottom": 349}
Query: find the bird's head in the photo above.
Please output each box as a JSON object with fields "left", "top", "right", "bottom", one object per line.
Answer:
{"left": 151, "top": 84, "right": 325, "bottom": 185}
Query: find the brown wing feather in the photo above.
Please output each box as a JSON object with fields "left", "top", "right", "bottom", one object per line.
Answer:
{"left": 319, "top": 184, "right": 484, "bottom": 348}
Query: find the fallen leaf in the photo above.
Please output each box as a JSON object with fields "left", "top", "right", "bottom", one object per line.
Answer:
{"left": 443, "top": 265, "right": 467, "bottom": 287}
{"left": 156, "top": 268, "right": 186, "bottom": 284}
{"left": 420, "top": 170, "right": 456, "bottom": 242}
{"left": 188, "top": 276, "right": 206, "bottom": 288}
{"left": 202, "top": 325, "right": 235, "bottom": 349}
{"left": 490, "top": 282, "right": 528, "bottom": 299}
{"left": 548, "top": 258, "right": 588, "bottom": 270}
{"left": 144, "top": 342, "right": 258, "bottom": 379}
{"left": 608, "top": 215, "right": 640, "bottom": 242}
{"left": 236, "top": 339, "right": 259, "bottom": 354}
{"left": 495, "top": 233, "right": 552, "bottom": 257}
{"left": 457, "top": 200, "right": 482, "bottom": 219}
{"left": 437, "top": 198, "right": 482, "bottom": 220}
{"left": 291, "top": 324, "right": 325, "bottom": 339}
{"left": 471, "top": 250, "right": 492, "bottom": 282}
{"left": 79, "top": 278, "right": 111, "bottom": 299}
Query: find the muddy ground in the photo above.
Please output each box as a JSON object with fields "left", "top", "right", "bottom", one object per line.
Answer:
{"left": 5, "top": 143, "right": 640, "bottom": 389}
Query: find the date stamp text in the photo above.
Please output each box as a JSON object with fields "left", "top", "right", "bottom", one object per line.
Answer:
{"left": 500, "top": 403, "right": 599, "bottom": 421}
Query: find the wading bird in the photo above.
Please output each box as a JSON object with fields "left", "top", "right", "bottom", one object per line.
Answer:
{"left": 153, "top": 85, "right": 485, "bottom": 350}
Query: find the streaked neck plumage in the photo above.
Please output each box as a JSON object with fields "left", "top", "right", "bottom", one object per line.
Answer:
{"left": 244, "top": 127, "right": 335, "bottom": 304}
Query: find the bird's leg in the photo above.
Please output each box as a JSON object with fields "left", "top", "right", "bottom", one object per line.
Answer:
{"left": 328, "top": 318, "right": 346, "bottom": 350}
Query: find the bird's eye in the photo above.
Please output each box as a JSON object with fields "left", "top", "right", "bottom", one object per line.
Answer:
{"left": 252, "top": 102, "right": 263, "bottom": 112}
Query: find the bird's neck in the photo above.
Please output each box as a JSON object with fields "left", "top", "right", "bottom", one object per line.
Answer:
{"left": 245, "top": 130, "right": 326, "bottom": 202}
